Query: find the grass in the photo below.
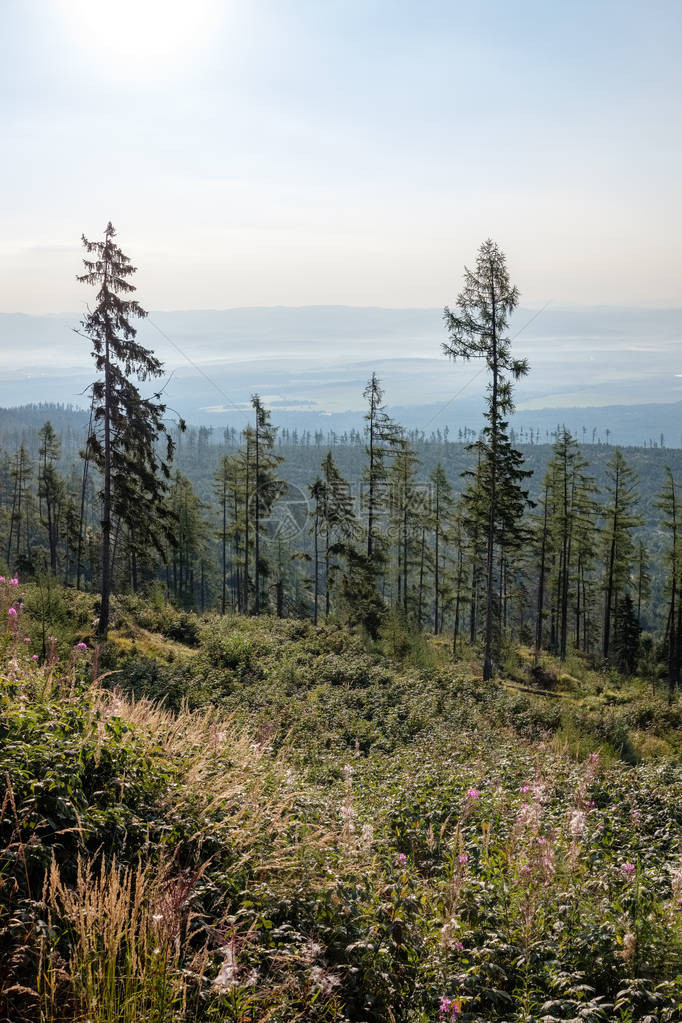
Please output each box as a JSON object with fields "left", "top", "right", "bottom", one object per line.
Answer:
{"left": 2, "top": 583, "right": 682, "bottom": 1021}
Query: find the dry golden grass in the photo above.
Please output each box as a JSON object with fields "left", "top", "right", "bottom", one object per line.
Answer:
{"left": 40, "top": 854, "right": 212, "bottom": 1023}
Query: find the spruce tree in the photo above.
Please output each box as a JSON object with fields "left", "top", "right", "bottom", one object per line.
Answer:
{"left": 363, "top": 373, "right": 398, "bottom": 564}
{"left": 539, "top": 429, "right": 597, "bottom": 660}
{"left": 634, "top": 540, "right": 650, "bottom": 631}
{"left": 656, "top": 467, "right": 680, "bottom": 693}
{"left": 78, "top": 222, "right": 177, "bottom": 637}
{"left": 443, "top": 239, "right": 530, "bottom": 679}
{"left": 319, "top": 451, "right": 356, "bottom": 619}
{"left": 309, "top": 452, "right": 356, "bottom": 624}
{"left": 309, "top": 477, "right": 324, "bottom": 625}
{"left": 601, "top": 449, "right": 641, "bottom": 660}
{"left": 168, "top": 472, "right": 206, "bottom": 607}
{"left": 388, "top": 437, "right": 422, "bottom": 618}
{"left": 7, "top": 445, "right": 33, "bottom": 573}
{"left": 613, "top": 593, "right": 641, "bottom": 676}
{"left": 449, "top": 505, "right": 470, "bottom": 657}
{"left": 248, "top": 396, "right": 283, "bottom": 614}
{"left": 38, "top": 421, "right": 63, "bottom": 574}
{"left": 429, "top": 463, "right": 454, "bottom": 635}
{"left": 214, "top": 454, "right": 239, "bottom": 614}
{"left": 234, "top": 398, "right": 283, "bottom": 614}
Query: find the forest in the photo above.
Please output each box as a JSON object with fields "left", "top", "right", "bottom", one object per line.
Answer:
{"left": 1, "top": 230, "right": 682, "bottom": 1022}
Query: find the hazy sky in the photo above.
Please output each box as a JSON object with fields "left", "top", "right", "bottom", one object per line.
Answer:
{"left": 1, "top": 0, "right": 681, "bottom": 313}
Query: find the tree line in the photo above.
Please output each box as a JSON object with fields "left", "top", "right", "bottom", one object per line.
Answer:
{"left": 3, "top": 226, "right": 681, "bottom": 691}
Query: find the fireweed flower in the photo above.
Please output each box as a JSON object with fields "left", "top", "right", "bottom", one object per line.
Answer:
{"left": 622, "top": 862, "right": 636, "bottom": 878}
{"left": 396, "top": 853, "right": 407, "bottom": 865}
{"left": 75, "top": 642, "right": 88, "bottom": 653}
{"left": 458, "top": 853, "right": 469, "bottom": 864}
{"left": 7, "top": 608, "right": 17, "bottom": 617}
{"left": 9, "top": 578, "right": 18, "bottom": 586}
{"left": 466, "top": 787, "right": 480, "bottom": 800}
{"left": 439, "top": 996, "right": 461, "bottom": 1018}
{"left": 23, "top": 637, "right": 30, "bottom": 643}
{"left": 31, "top": 654, "right": 38, "bottom": 661}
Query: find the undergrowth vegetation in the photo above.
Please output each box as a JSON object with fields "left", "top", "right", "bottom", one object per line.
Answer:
{"left": 2, "top": 583, "right": 682, "bottom": 1021}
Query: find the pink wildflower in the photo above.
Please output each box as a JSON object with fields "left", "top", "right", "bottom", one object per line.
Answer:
{"left": 622, "top": 862, "right": 636, "bottom": 878}
{"left": 23, "top": 637, "right": 30, "bottom": 643}
{"left": 31, "top": 654, "right": 38, "bottom": 661}
{"left": 439, "top": 996, "right": 461, "bottom": 1019}
{"left": 75, "top": 642, "right": 88, "bottom": 653}
{"left": 458, "top": 853, "right": 469, "bottom": 864}
{"left": 9, "top": 578, "right": 18, "bottom": 586}
{"left": 453, "top": 940, "right": 464, "bottom": 951}
{"left": 396, "top": 853, "right": 407, "bottom": 865}
{"left": 466, "top": 787, "right": 480, "bottom": 800}
{"left": 520, "top": 785, "right": 531, "bottom": 793}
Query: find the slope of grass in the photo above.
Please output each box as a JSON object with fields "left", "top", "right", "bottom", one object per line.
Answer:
{"left": 1, "top": 585, "right": 682, "bottom": 1021}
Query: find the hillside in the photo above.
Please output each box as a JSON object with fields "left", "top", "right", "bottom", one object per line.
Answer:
{"left": 2, "top": 584, "right": 682, "bottom": 1022}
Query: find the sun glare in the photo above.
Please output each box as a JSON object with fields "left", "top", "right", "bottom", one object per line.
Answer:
{"left": 58, "top": 0, "right": 222, "bottom": 78}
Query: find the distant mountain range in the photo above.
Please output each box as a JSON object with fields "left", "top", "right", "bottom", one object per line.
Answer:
{"left": 0, "top": 305, "right": 680, "bottom": 446}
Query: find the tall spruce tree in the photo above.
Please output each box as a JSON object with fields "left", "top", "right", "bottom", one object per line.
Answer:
{"left": 7, "top": 445, "right": 33, "bottom": 572}
{"left": 37, "top": 421, "right": 63, "bottom": 574}
{"left": 449, "top": 504, "right": 470, "bottom": 657}
{"left": 443, "top": 240, "right": 529, "bottom": 680}
{"left": 234, "top": 398, "right": 283, "bottom": 614}
{"left": 613, "top": 593, "right": 641, "bottom": 676}
{"left": 388, "top": 437, "right": 422, "bottom": 618}
{"left": 167, "top": 472, "right": 206, "bottom": 607}
{"left": 214, "top": 454, "right": 239, "bottom": 614}
{"left": 656, "top": 467, "right": 681, "bottom": 693}
{"left": 319, "top": 451, "right": 356, "bottom": 619}
{"left": 601, "top": 449, "right": 641, "bottom": 661}
{"left": 78, "top": 223, "right": 177, "bottom": 637}
{"left": 309, "top": 452, "right": 356, "bottom": 624}
{"left": 429, "top": 463, "right": 454, "bottom": 635}
{"left": 363, "top": 373, "right": 398, "bottom": 565}
{"left": 539, "top": 429, "right": 597, "bottom": 660}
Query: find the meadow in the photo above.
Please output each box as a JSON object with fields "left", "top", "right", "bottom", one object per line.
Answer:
{"left": 1, "top": 578, "right": 682, "bottom": 1022}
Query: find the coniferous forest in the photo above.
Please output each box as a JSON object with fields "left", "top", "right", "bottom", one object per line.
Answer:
{"left": 2, "top": 230, "right": 682, "bottom": 1022}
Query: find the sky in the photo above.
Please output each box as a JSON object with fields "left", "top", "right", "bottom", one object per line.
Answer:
{"left": 1, "top": 0, "right": 681, "bottom": 314}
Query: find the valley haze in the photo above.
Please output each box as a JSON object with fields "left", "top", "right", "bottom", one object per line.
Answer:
{"left": 1, "top": 304, "right": 681, "bottom": 445}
